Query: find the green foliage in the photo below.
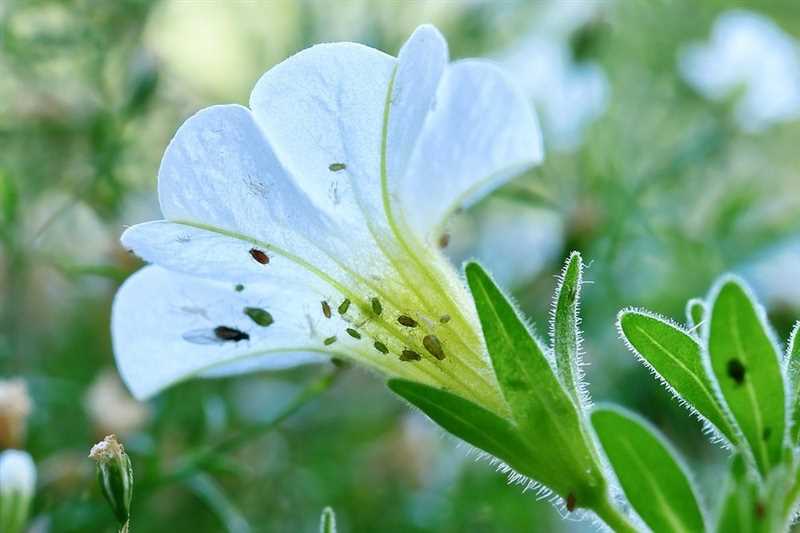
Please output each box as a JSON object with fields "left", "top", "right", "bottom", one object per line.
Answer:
{"left": 706, "top": 278, "right": 785, "bottom": 475}
{"left": 617, "top": 310, "right": 736, "bottom": 443}
{"left": 686, "top": 298, "right": 707, "bottom": 335}
{"left": 591, "top": 406, "right": 706, "bottom": 533}
{"left": 617, "top": 275, "right": 800, "bottom": 530}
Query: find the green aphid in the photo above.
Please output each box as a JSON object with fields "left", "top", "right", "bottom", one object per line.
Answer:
{"left": 328, "top": 162, "right": 347, "bottom": 172}
{"left": 397, "top": 315, "right": 418, "bottom": 328}
{"left": 324, "top": 336, "right": 337, "bottom": 346}
{"left": 321, "top": 301, "right": 332, "bottom": 319}
{"left": 244, "top": 307, "right": 273, "bottom": 327}
{"left": 338, "top": 299, "right": 351, "bottom": 315}
{"left": 371, "top": 297, "right": 383, "bottom": 316}
{"left": 423, "top": 335, "right": 445, "bottom": 360}
{"left": 346, "top": 328, "right": 361, "bottom": 339}
{"left": 234, "top": 284, "right": 245, "bottom": 292}
{"left": 439, "top": 314, "right": 451, "bottom": 324}
{"left": 374, "top": 341, "right": 389, "bottom": 354}
{"left": 400, "top": 349, "right": 421, "bottom": 362}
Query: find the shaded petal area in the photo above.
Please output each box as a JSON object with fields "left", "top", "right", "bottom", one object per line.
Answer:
{"left": 112, "top": 266, "right": 339, "bottom": 399}
{"left": 249, "top": 42, "right": 396, "bottom": 237}
{"left": 397, "top": 60, "right": 543, "bottom": 244}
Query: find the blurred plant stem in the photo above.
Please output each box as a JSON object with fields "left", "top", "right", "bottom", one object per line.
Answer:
{"left": 592, "top": 497, "right": 639, "bottom": 533}
{"left": 149, "top": 367, "right": 344, "bottom": 488}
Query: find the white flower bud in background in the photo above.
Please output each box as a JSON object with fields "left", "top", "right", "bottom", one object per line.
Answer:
{"left": 85, "top": 370, "right": 149, "bottom": 438}
{"left": 0, "top": 449, "right": 37, "bottom": 533}
{"left": 89, "top": 435, "right": 133, "bottom": 531}
{"left": 0, "top": 379, "right": 32, "bottom": 449}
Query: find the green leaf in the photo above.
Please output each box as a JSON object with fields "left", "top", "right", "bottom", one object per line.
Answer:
{"left": 387, "top": 379, "right": 533, "bottom": 472}
{"left": 464, "top": 262, "right": 606, "bottom": 505}
{"left": 618, "top": 310, "right": 736, "bottom": 443}
{"left": 686, "top": 298, "right": 707, "bottom": 336}
{"left": 319, "top": 507, "right": 337, "bottom": 533}
{"left": 707, "top": 277, "right": 785, "bottom": 475}
{"left": 787, "top": 322, "right": 800, "bottom": 444}
{"left": 551, "top": 251, "right": 584, "bottom": 405}
{"left": 591, "top": 406, "right": 706, "bottom": 533}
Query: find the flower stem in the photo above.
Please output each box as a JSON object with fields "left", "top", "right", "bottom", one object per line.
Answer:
{"left": 591, "top": 497, "right": 638, "bottom": 533}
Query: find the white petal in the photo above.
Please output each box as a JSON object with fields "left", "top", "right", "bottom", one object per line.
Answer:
{"left": 387, "top": 24, "right": 448, "bottom": 184}
{"left": 398, "top": 60, "right": 543, "bottom": 243}
{"left": 112, "top": 266, "right": 345, "bottom": 399}
{"left": 127, "top": 104, "right": 361, "bottom": 289}
{"left": 248, "top": 41, "right": 397, "bottom": 237}
{"left": 121, "top": 221, "right": 322, "bottom": 286}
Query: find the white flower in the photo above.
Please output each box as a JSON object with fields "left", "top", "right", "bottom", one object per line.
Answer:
{"left": 0, "top": 449, "right": 36, "bottom": 533}
{"left": 112, "top": 25, "right": 542, "bottom": 415}
{"left": 678, "top": 9, "right": 800, "bottom": 132}
{"left": 497, "top": 0, "right": 610, "bottom": 152}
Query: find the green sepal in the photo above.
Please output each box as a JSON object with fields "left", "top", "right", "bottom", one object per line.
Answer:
{"left": 464, "top": 261, "right": 606, "bottom": 506}
{"left": 551, "top": 251, "right": 584, "bottom": 405}
{"left": 319, "top": 506, "right": 337, "bottom": 533}
{"left": 786, "top": 322, "right": 800, "bottom": 444}
{"left": 387, "top": 379, "right": 533, "bottom": 473}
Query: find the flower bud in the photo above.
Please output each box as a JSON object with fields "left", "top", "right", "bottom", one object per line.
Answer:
{"left": 0, "top": 379, "right": 32, "bottom": 449}
{"left": 0, "top": 449, "right": 36, "bottom": 533}
{"left": 89, "top": 435, "right": 133, "bottom": 528}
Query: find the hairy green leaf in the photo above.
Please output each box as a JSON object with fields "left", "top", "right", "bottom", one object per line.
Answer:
{"left": 707, "top": 278, "right": 785, "bottom": 475}
{"left": 787, "top": 322, "right": 800, "bottom": 444}
{"left": 319, "top": 507, "right": 337, "bottom": 533}
{"left": 465, "top": 262, "right": 606, "bottom": 505}
{"left": 552, "top": 251, "right": 584, "bottom": 405}
{"left": 592, "top": 406, "right": 706, "bottom": 533}
{"left": 618, "top": 310, "right": 735, "bottom": 443}
{"left": 686, "top": 298, "right": 707, "bottom": 336}
{"left": 387, "top": 379, "right": 533, "bottom": 472}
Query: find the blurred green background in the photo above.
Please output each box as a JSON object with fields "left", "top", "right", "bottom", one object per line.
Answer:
{"left": 2, "top": 1, "right": 800, "bottom": 531}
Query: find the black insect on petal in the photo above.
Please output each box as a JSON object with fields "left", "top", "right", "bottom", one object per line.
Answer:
{"left": 727, "top": 358, "right": 746, "bottom": 385}
{"left": 374, "top": 341, "right": 389, "bottom": 354}
{"left": 438, "top": 233, "right": 450, "bottom": 249}
{"left": 249, "top": 248, "right": 269, "bottom": 264}
{"left": 400, "top": 349, "right": 421, "bottom": 362}
{"left": 423, "top": 335, "right": 445, "bottom": 360}
{"left": 214, "top": 326, "right": 250, "bottom": 342}
{"left": 566, "top": 493, "right": 576, "bottom": 512}
{"left": 234, "top": 284, "right": 245, "bottom": 292}
{"left": 321, "top": 301, "right": 332, "bottom": 319}
{"left": 244, "top": 307, "right": 273, "bottom": 327}
{"left": 338, "top": 299, "right": 351, "bottom": 315}
{"left": 346, "top": 328, "right": 361, "bottom": 339}
{"left": 397, "top": 315, "right": 418, "bottom": 328}
{"left": 328, "top": 163, "right": 347, "bottom": 172}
